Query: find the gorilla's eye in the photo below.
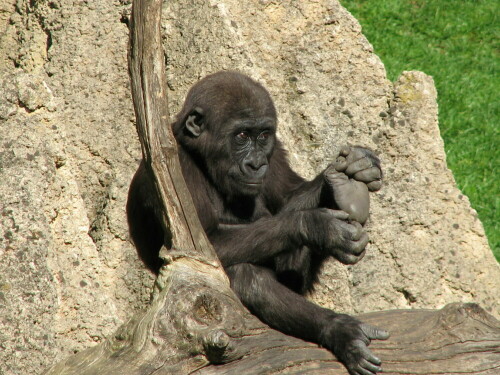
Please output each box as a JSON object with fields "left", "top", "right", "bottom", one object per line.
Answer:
{"left": 236, "top": 131, "right": 249, "bottom": 140}
{"left": 258, "top": 131, "right": 270, "bottom": 140}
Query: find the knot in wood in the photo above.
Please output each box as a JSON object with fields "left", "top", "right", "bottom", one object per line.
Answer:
{"left": 193, "top": 294, "right": 223, "bottom": 325}
{"left": 203, "top": 330, "right": 230, "bottom": 364}
{"left": 438, "top": 302, "right": 483, "bottom": 328}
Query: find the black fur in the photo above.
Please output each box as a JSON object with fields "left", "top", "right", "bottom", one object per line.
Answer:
{"left": 127, "top": 71, "right": 388, "bottom": 375}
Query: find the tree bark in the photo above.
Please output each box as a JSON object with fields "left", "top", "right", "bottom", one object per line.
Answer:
{"left": 44, "top": 1, "right": 500, "bottom": 374}
{"left": 127, "top": 0, "right": 214, "bottom": 262}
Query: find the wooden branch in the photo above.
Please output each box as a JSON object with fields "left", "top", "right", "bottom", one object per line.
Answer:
{"left": 128, "top": 0, "right": 215, "bottom": 262}
{"left": 43, "top": 1, "right": 500, "bottom": 374}
{"left": 358, "top": 303, "right": 500, "bottom": 375}
{"left": 45, "top": 301, "right": 500, "bottom": 374}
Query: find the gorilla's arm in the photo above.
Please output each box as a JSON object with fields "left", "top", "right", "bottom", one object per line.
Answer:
{"left": 227, "top": 263, "right": 390, "bottom": 375}
{"left": 264, "top": 143, "right": 328, "bottom": 212}
{"left": 281, "top": 173, "right": 328, "bottom": 212}
{"left": 210, "top": 215, "right": 303, "bottom": 266}
{"left": 209, "top": 209, "right": 368, "bottom": 267}
{"left": 267, "top": 145, "right": 382, "bottom": 214}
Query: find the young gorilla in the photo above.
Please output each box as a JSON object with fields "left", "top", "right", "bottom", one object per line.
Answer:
{"left": 127, "top": 71, "right": 388, "bottom": 375}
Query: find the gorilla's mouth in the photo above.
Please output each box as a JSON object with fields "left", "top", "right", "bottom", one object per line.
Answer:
{"left": 243, "top": 181, "right": 261, "bottom": 185}
{"left": 241, "top": 180, "right": 263, "bottom": 186}
{"left": 232, "top": 172, "right": 264, "bottom": 186}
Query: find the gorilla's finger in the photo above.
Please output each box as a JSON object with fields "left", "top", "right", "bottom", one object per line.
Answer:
{"left": 357, "top": 344, "right": 382, "bottom": 366}
{"left": 336, "top": 251, "right": 363, "bottom": 265}
{"left": 329, "top": 210, "right": 350, "bottom": 221}
{"left": 361, "top": 324, "right": 390, "bottom": 341}
{"left": 348, "top": 148, "right": 381, "bottom": 174}
{"left": 325, "top": 166, "right": 348, "bottom": 182}
{"left": 366, "top": 180, "right": 383, "bottom": 192}
{"left": 348, "top": 221, "right": 363, "bottom": 241}
{"left": 346, "top": 147, "right": 370, "bottom": 162}
{"left": 356, "top": 367, "right": 376, "bottom": 375}
{"left": 353, "top": 167, "right": 381, "bottom": 183}
{"left": 349, "top": 146, "right": 378, "bottom": 159}
{"left": 345, "top": 158, "right": 373, "bottom": 176}
{"left": 339, "top": 146, "right": 351, "bottom": 157}
{"left": 334, "top": 156, "right": 348, "bottom": 172}
{"left": 350, "top": 232, "right": 369, "bottom": 255}
{"left": 360, "top": 359, "right": 382, "bottom": 373}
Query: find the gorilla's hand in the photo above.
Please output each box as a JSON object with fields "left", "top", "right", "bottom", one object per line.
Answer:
{"left": 299, "top": 209, "right": 369, "bottom": 264}
{"left": 321, "top": 314, "right": 390, "bottom": 375}
{"left": 335, "top": 146, "right": 382, "bottom": 192}
{"left": 324, "top": 165, "right": 370, "bottom": 225}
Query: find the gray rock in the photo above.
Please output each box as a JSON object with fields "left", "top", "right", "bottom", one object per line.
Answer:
{"left": 0, "top": 1, "right": 497, "bottom": 374}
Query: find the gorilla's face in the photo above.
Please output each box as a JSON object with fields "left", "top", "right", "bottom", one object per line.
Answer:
{"left": 225, "top": 116, "right": 275, "bottom": 196}
{"left": 174, "top": 71, "right": 277, "bottom": 198}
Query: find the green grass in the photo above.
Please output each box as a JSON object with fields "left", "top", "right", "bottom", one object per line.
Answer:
{"left": 340, "top": 0, "right": 499, "bottom": 260}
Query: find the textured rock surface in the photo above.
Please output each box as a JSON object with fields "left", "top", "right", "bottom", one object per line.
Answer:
{"left": 0, "top": 1, "right": 153, "bottom": 374}
{"left": 0, "top": 1, "right": 498, "bottom": 374}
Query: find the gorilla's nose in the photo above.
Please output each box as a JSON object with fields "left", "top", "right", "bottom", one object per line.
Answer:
{"left": 243, "top": 155, "right": 268, "bottom": 179}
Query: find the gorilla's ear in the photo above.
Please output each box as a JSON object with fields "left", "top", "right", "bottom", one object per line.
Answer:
{"left": 185, "top": 107, "right": 205, "bottom": 137}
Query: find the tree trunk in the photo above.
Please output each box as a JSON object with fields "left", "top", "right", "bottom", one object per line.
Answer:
{"left": 44, "top": 1, "right": 500, "bottom": 374}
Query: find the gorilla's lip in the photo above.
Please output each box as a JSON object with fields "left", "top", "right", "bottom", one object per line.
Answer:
{"left": 241, "top": 180, "right": 263, "bottom": 185}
